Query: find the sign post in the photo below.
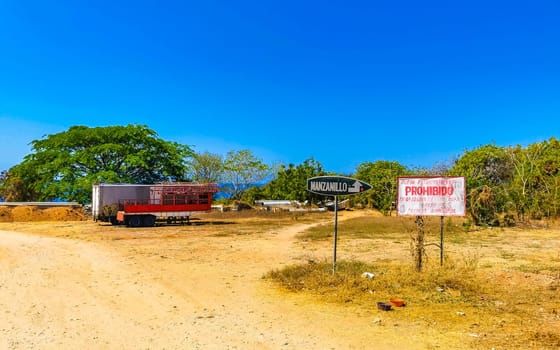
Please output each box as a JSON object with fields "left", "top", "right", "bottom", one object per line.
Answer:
{"left": 440, "top": 216, "right": 444, "bottom": 266}
{"left": 307, "top": 176, "right": 372, "bottom": 273}
{"left": 333, "top": 195, "right": 338, "bottom": 270}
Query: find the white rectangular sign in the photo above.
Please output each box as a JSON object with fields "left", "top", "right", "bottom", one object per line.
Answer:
{"left": 397, "top": 176, "right": 466, "bottom": 216}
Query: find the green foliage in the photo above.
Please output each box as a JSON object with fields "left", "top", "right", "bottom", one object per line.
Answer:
{"left": 0, "top": 174, "right": 3, "bottom": 200}
{"left": 450, "top": 144, "right": 512, "bottom": 189}
{"left": 467, "top": 185, "right": 499, "bottom": 226}
{"left": 255, "top": 158, "right": 326, "bottom": 203}
{"left": 3, "top": 123, "right": 560, "bottom": 225}
{"left": 354, "top": 160, "right": 407, "bottom": 213}
{"left": 222, "top": 150, "right": 270, "bottom": 200}
{"left": 188, "top": 151, "right": 223, "bottom": 182}
{"left": 537, "top": 138, "right": 560, "bottom": 217}
{"left": 0, "top": 170, "right": 34, "bottom": 201}
{"left": 450, "top": 144, "right": 512, "bottom": 225}
{"left": 506, "top": 139, "right": 560, "bottom": 219}
{"left": 0, "top": 125, "right": 192, "bottom": 203}
{"left": 448, "top": 138, "right": 560, "bottom": 223}
{"left": 240, "top": 185, "right": 265, "bottom": 205}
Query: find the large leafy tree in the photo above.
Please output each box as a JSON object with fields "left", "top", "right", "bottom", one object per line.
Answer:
{"left": 449, "top": 144, "right": 513, "bottom": 224}
{"left": 0, "top": 124, "right": 192, "bottom": 203}
{"left": 354, "top": 160, "right": 407, "bottom": 213}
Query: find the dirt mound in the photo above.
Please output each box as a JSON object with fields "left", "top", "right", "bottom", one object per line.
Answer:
{"left": 43, "top": 207, "right": 88, "bottom": 221}
{"left": 0, "top": 206, "right": 88, "bottom": 222}
{"left": 0, "top": 207, "right": 12, "bottom": 222}
{"left": 11, "top": 206, "right": 44, "bottom": 221}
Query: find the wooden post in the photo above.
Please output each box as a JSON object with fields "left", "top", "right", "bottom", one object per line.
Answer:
{"left": 416, "top": 215, "right": 424, "bottom": 272}
{"left": 440, "top": 216, "right": 444, "bottom": 266}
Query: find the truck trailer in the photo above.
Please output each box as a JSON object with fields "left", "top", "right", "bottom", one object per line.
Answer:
{"left": 92, "top": 182, "right": 220, "bottom": 227}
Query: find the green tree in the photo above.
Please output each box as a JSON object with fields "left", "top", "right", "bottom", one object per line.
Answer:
{"left": 188, "top": 151, "right": 223, "bottom": 183}
{"left": 450, "top": 144, "right": 512, "bottom": 189}
{"left": 1, "top": 125, "right": 192, "bottom": 203}
{"left": 506, "top": 138, "right": 560, "bottom": 220}
{"left": 354, "top": 160, "right": 407, "bottom": 213}
{"left": 222, "top": 150, "right": 270, "bottom": 200}
{"left": 411, "top": 160, "right": 454, "bottom": 176}
{"left": 0, "top": 170, "right": 6, "bottom": 200}
{"left": 257, "top": 158, "right": 326, "bottom": 203}
{"left": 535, "top": 137, "right": 560, "bottom": 218}
{"left": 450, "top": 144, "right": 513, "bottom": 225}
{"left": 240, "top": 185, "right": 266, "bottom": 205}
{"left": 0, "top": 170, "right": 36, "bottom": 202}
{"left": 468, "top": 185, "right": 500, "bottom": 226}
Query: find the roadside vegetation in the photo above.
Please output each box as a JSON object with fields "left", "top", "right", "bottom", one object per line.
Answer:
{"left": 2, "top": 124, "right": 560, "bottom": 229}
{"left": 264, "top": 214, "right": 560, "bottom": 349}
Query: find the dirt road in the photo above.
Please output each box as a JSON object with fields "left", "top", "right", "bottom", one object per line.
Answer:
{"left": 0, "top": 212, "right": 450, "bottom": 349}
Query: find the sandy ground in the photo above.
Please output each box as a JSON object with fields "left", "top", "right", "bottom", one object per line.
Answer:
{"left": 3, "top": 209, "right": 560, "bottom": 349}
{"left": 0, "top": 210, "right": 439, "bottom": 350}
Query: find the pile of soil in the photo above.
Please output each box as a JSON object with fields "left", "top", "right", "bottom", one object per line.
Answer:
{"left": 0, "top": 207, "right": 12, "bottom": 222}
{"left": 0, "top": 206, "right": 88, "bottom": 222}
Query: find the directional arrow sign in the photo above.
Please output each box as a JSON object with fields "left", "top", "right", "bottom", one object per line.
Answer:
{"left": 307, "top": 176, "right": 372, "bottom": 196}
{"left": 307, "top": 175, "right": 372, "bottom": 273}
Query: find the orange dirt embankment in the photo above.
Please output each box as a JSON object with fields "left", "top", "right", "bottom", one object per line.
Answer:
{"left": 0, "top": 206, "right": 87, "bottom": 222}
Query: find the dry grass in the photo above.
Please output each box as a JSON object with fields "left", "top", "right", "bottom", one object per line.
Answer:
{"left": 266, "top": 214, "right": 560, "bottom": 349}
{"left": 297, "top": 214, "right": 467, "bottom": 241}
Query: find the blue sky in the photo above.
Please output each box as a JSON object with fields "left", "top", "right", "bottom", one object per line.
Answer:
{"left": 1, "top": 0, "right": 559, "bottom": 174}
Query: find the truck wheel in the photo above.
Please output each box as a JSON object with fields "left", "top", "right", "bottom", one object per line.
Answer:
{"left": 143, "top": 215, "right": 156, "bottom": 227}
{"left": 128, "top": 216, "right": 142, "bottom": 227}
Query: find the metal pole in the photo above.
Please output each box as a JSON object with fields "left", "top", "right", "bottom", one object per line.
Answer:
{"left": 333, "top": 195, "right": 338, "bottom": 274}
{"left": 440, "top": 215, "right": 444, "bottom": 266}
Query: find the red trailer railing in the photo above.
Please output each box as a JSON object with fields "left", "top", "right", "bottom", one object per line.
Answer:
{"left": 116, "top": 182, "right": 220, "bottom": 226}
